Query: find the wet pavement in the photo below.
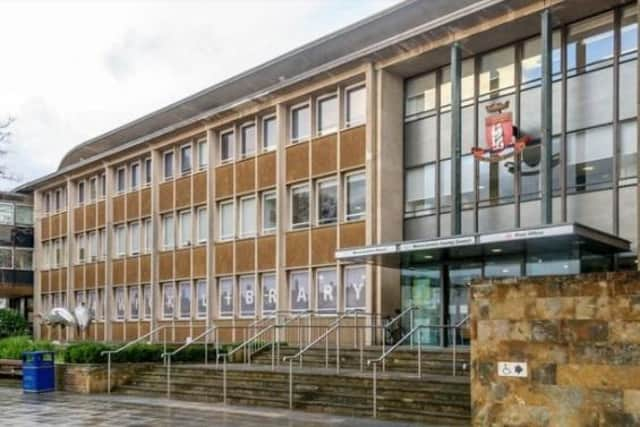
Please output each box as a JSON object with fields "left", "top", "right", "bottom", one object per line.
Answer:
{"left": 0, "top": 385, "right": 429, "bottom": 427}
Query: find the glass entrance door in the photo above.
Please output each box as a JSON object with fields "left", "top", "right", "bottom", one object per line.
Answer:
{"left": 401, "top": 267, "right": 441, "bottom": 346}
{"left": 446, "top": 264, "right": 482, "bottom": 346}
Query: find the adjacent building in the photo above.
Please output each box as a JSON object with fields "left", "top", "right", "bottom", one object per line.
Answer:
{"left": 17, "top": 0, "right": 639, "bottom": 345}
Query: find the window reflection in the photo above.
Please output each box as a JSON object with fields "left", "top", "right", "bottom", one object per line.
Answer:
{"left": 478, "top": 160, "right": 514, "bottom": 203}
{"left": 567, "top": 12, "right": 614, "bottom": 73}
{"left": 566, "top": 125, "right": 613, "bottom": 192}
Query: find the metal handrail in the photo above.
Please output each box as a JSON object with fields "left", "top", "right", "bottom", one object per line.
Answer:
{"left": 162, "top": 324, "right": 218, "bottom": 398}
{"left": 101, "top": 325, "right": 169, "bottom": 395}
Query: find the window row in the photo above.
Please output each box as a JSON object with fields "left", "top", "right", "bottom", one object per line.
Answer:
{"left": 0, "top": 247, "right": 33, "bottom": 270}
{"left": 113, "top": 219, "right": 153, "bottom": 258}
{"left": 42, "top": 187, "right": 67, "bottom": 214}
{"left": 162, "top": 139, "right": 208, "bottom": 181}
{"left": 217, "top": 84, "right": 366, "bottom": 163}
{"left": 160, "top": 207, "right": 207, "bottom": 250}
{"left": 115, "top": 159, "right": 150, "bottom": 194}
{"left": 112, "top": 284, "right": 153, "bottom": 321}
{"left": 41, "top": 238, "right": 67, "bottom": 269}
{"left": 76, "top": 173, "right": 106, "bottom": 205}
{"left": 0, "top": 202, "right": 33, "bottom": 226}
{"left": 74, "top": 229, "right": 107, "bottom": 264}
{"left": 160, "top": 280, "right": 207, "bottom": 320}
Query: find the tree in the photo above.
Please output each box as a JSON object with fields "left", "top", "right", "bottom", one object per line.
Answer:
{"left": 0, "top": 117, "right": 18, "bottom": 182}
{"left": 0, "top": 308, "right": 29, "bottom": 339}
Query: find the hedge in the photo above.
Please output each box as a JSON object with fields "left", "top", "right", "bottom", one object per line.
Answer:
{"left": 0, "top": 309, "right": 29, "bottom": 339}
{"left": 0, "top": 336, "right": 57, "bottom": 360}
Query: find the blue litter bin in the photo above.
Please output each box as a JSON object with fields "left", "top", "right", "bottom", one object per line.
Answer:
{"left": 22, "top": 351, "right": 55, "bottom": 393}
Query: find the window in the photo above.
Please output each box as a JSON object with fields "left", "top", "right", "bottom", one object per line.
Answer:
{"left": 344, "top": 266, "right": 366, "bottom": 310}
{"left": 180, "top": 145, "right": 192, "bottom": 174}
{"left": 406, "top": 164, "right": 436, "bottom": 213}
{"left": 567, "top": 12, "right": 614, "bottom": 72}
{"left": 89, "top": 177, "right": 97, "bottom": 201}
{"left": 218, "top": 277, "right": 233, "bottom": 317}
{"left": 345, "top": 173, "right": 366, "bottom": 221}
{"left": 178, "top": 210, "right": 192, "bottom": 247}
{"left": 289, "top": 270, "right": 309, "bottom": 312}
{"left": 116, "top": 168, "right": 126, "bottom": 193}
{"left": 262, "top": 191, "right": 276, "bottom": 233}
{"left": 129, "top": 287, "right": 140, "bottom": 320}
{"left": 521, "top": 33, "right": 562, "bottom": 83}
{"left": 621, "top": 6, "right": 638, "bottom": 56}
{"left": 196, "top": 279, "right": 207, "bottom": 318}
{"left": 77, "top": 181, "right": 85, "bottom": 204}
{"left": 620, "top": 120, "right": 637, "bottom": 183}
{"left": 478, "top": 159, "right": 514, "bottom": 202}
{"left": 220, "top": 131, "right": 234, "bottom": 163}
{"left": 317, "top": 95, "right": 338, "bottom": 135}
{"left": 219, "top": 201, "right": 234, "bottom": 240}
{"left": 316, "top": 268, "right": 337, "bottom": 314}
{"left": 262, "top": 273, "right": 277, "bottom": 315}
{"left": 239, "top": 196, "right": 256, "bottom": 238}
{"left": 114, "top": 225, "right": 126, "bottom": 257}
{"left": 566, "top": 125, "right": 613, "bottom": 192}
{"left": 114, "top": 287, "right": 125, "bottom": 320}
{"left": 197, "top": 207, "right": 207, "bottom": 243}
{"left": 162, "top": 214, "right": 175, "bottom": 249}
{"left": 99, "top": 229, "right": 106, "bottom": 260}
{"left": 406, "top": 73, "right": 436, "bottom": 116}
{"left": 241, "top": 124, "right": 256, "bottom": 157}
{"left": 142, "top": 284, "right": 152, "bottom": 320}
{"left": 88, "top": 231, "right": 98, "bottom": 261}
{"left": 290, "top": 184, "right": 310, "bottom": 229}
{"left": 54, "top": 189, "right": 62, "bottom": 211}
{"left": 479, "top": 46, "right": 515, "bottom": 95}
{"left": 346, "top": 85, "right": 366, "bottom": 127}
{"left": 0, "top": 203, "right": 13, "bottom": 225}
{"left": 129, "top": 222, "right": 140, "bottom": 255}
{"left": 162, "top": 282, "right": 175, "bottom": 319}
{"left": 178, "top": 281, "right": 191, "bottom": 319}
{"left": 97, "top": 290, "right": 104, "bottom": 319}
{"left": 76, "top": 234, "right": 86, "bottom": 264}
{"left": 143, "top": 219, "right": 152, "bottom": 253}
{"left": 15, "top": 206, "right": 32, "bottom": 226}
{"left": 87, "top": 290, "right": 97, "bottom": 319}
{"left": 75, "top": 291, "right": 85, "bottom": 307}
{"left": 99, "top": 174, "right": 106, "bottom": 197}
{"left": 144, "top": 158, "right": 152, "bottom": 185}
{"left": 197, "top": 140, "right": 208, "bottom": 169}
{"left": 163, "top": 151, "right": 174, "bottom": 180}
{"left": 291, "top": 104, "right": 310, "bottom": 142}
{"left": 262, "top": 117, "right": 277, "bottom": 151}
{"left": 239, "top": 275, "right": 256, "bottom": 317}
{"left": 130, "top": 163, "right": 140, "bottom": 190}
{"left": 440, "top": 156, "right": 475, "bottom": 208}
{"left": 44, "top": 193, "right": 50, "bottom": 213}
{"left": 317, "top": 179, "right": 337, "bottom": 225}
{"left": 439, "top": 60, "right": 475, "bottom": 106}
{"left": 14, "top": 249, "right": 32, "bottom": 270}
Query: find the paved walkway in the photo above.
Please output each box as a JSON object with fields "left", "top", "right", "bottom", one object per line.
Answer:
{"left": 0, "top": 385, "right": 431, "bottom": 427}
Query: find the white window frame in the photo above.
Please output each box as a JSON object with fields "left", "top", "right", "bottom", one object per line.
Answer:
{"left": 99, "top": 229, "right": 106, "bottom": 260}
{"left": 238, "top": 195, "right": 257, "bottom": 238}
{"left": 289, "top": 183, "right": 310, "bottom": 229}
{"left": 76, "top": 234, "right": 85, "bottom": 264}
{"left": 115, "top": 167, "right": 126, "bottom": 194}
{"left": 77, "top": 180, "right": 86, "bottom": 205}
{"left": 316, "top": 177, "right": 338, "bottom": 226}
{"left": 344, "top": 83, "right": 366, "bottom": 129}
{"left": 128, "top": 286, "right": 140, "bottom": 320}
{"left": 261, "top": 273, "right": 277, "bottom": 317}
{"left": 343, "top": 265, "right": 367, "bottom": 311}
{"left": 163, "top": 150, "right": 175, "bottom": 181}
{"left": 143, "top": 157, "right": 152, "bottom": 186}
{"left": 316, "top": 93, "right": 338, "bottom": 136}
{"left": 218, "top": 277, "right": 234, "bottom": 318}
{"left": 88, "top": 231, "right": 98, "bottom": 262}
{"left": 89, "top": 177, "right": 97, "bottom": 202}
{"left": 261, "top": 115, "right": 277, "bottom": 152}
{"left": 195, "top": 279, "right": 208, "bottom": 319}
{"left": 196, "top": 206, "right": 208, "bottom": 244}
{"left": 197, "top": 139, "right": 208, "bottom": 170}
{"left": 261, "top": 191, "right": 276, "bottom": 234}
{"left": 238, "top": 275, "right": 256, "bottom": 318}
{"left": 315, "top": 267, "right": 338, "bottom": 316}
{"left": 161, "top": 214, "right": 175, "bottom": 250}
{"left": 178, "top": 281, "right": 192, "bottom": 319}
{"left": 290, "top": 102, "right": 310, "bottom": 143}
{"left": 113, "top": 287, "right": 126, "bottom": 321}
{"left": 162, "top": 282, "right": 175, "bottom": 320}
{"left": 130, "top": 161, "right": 141, "bottom": 191}
{"left": 218, "top": 200, "right": 235, "bottom": 241}
{"left": 129, "top": 221, "right": 141, "bottom": 255}
{"left": 240, "top": 122, "right": 257, "bottom": 158}
{"left": 178, "top": 210, "right": 192, "bottom": 247}
{"left": 219, "top": 129, "right": 235, "bottom": 164}
{"left": 344, "top": 171, "right": 366, "bottom": 222}
{"left": 99, "top": 173, "right": 106, "bottom": 198}
{"left": 143, "top": 218, "right": 152, "bottom": 253}
{"left": 114, "top": 225, "right": 126, "bottom": 257}
{"left": 142, "top": 284, "right": 152, "bottom": 320}
{"left": 180, "top": 143, "right": 192, "bottom": 175}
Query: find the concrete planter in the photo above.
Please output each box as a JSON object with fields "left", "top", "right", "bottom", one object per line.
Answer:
{"left": 55, "top": 363, "right": 154, "bottom": 394}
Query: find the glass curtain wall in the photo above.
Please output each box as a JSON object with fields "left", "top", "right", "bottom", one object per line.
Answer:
{"left": 403, "top": 6, "right": 638, "bottom": 256}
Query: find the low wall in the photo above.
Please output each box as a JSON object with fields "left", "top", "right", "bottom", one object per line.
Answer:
{"left": 470, "top": 272, "right": 640, "bottom": 426}
{"left": 55, "top": 363, "right": 153, "bottom": 393}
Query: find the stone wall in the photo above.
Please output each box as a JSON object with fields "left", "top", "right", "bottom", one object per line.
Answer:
{"left": 56, "top": 363, "right": 152, "bottom": 393}
{"left": 470, "top": 272, "right": 640, "bottom": 426}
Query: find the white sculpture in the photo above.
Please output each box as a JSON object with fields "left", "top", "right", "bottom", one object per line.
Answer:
{"left": 74, "top": 303, "right": 91, "bottom": 331}
{"left": 41, "top": 303, "right": 93, "bottom": 332}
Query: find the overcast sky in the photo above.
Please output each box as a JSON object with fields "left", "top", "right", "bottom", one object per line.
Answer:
{"left": 0, "top": 0, "right": 400, "bottom": 190}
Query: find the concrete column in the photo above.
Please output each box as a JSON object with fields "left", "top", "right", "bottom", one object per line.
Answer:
{"left": 451, "top": 42, "right": 462, "bottom": 235}
{"left": 541, "top": 9, "right": 553, "bottom": 224}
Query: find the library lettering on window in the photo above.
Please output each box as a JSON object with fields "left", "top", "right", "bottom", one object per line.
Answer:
{"left": 17, "top": 0, "right": 639, "bottom": 347}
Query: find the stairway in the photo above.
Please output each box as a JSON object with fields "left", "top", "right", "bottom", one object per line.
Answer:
{"left": 250, "top": 345, "right": 470, "bottom": 376}
{"left": 118, "top": 363, "right": 470, "bottom": 425}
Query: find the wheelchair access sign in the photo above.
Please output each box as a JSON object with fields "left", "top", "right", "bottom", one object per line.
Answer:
{"left": 497, "top": 361, "right": 528, "bottom": 378}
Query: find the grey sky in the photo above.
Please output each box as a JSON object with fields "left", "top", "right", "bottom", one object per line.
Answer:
{"left": 0, "top": 0, "right": 400, "bottom": 190}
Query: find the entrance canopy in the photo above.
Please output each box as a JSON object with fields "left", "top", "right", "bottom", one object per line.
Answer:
{"left": 335, "top": 223, "right": 630, "bottom": 267}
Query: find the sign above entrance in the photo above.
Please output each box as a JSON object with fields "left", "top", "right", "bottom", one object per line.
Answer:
{"left": 399, "top": 236, "right": 476, "bottom": 252}
{"left": 471, "top": 101, "right": 530, "bottom": 162}
{"left": 335, "top": 244, "right": 397, "bottom": 260}
{"left": 479, "top": 224, "right": 574, "bottom": 244}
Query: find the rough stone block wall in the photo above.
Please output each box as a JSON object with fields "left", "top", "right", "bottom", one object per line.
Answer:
{"left": 471, "top": 272, "right": 640, "bottom": 426}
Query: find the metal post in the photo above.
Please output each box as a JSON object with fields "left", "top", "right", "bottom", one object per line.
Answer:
{"left": 410, "top": 310, "right": 415, "bottom": 349}
{"left": 451, "top": 41, "right": 462, "bottom": 235}
{"left": 163, "top": 329, "right": 167, "bottom": 367}
{"left": 272, "top": 328, "right": 275, "bottom": 371}
{"left": 205, "top": 329, "right": 209, "bottom": 366}
{"left": 325, "top": 334, "right": 329, "bottom": 369}
{"left": 453, "top": 326, "right": 457, "bottom": 376}
{"left": 382, "top": 328, "right": 386, "bottom": 372}
{"left": 354, "top": 311, "right": 358, "bottom": 349}
{"left": 372, "top": 362, "right": 377, "bottom": 418}
{"left": 223, "top": 359, "right": 227, "bottom": 405}
{"left": 417, "top": 329, "right": 422, "bottom": 378}
{"left": 215, "top": 328, "right": 219, "bottom": 368}
{"left": 541, "top": 8, "right": 553, "bottom": 224}
{"left": 166, "top": 355, "right": 171, "bottom": 399}
{"left": 336, "top": 322, "right": 341, "bottom": 374}
{"left": 289, "top": 360, "right": 293, "bottom": 409}
{"left": 107, "top": 353, "right": 111, "bottom": 395}
{"left": 360, "top": 327, "right": 364, "bottom": 372}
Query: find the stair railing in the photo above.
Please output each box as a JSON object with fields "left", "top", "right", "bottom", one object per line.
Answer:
{"left": 452, "top": 314, "right": 470, "bottom": 377}
{"left": 161, "top": 324, "right": 218, "bottom": 399}
{"left": 100, "top": 325, "right": 169, "bottom": 395}
{"left": 367, "top": 322, "right": 468, "bottom": 418}
{"left": 381, "top": 305, "right": 418, "bottom": 370}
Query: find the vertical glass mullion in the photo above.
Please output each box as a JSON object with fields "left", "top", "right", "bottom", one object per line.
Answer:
{"left": 560, "top": 24, "right": 568, "bottom": 222}
{"left": 435, "top": 70, "right": 442, "bottom": 236}
{"left": 612, "top": 6, "right": 621, "bottom": 236}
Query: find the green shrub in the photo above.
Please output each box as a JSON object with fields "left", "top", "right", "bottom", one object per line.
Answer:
{"left": 0, "top": 309, "right": 29, "bottom": 339}
{"left": 0, "top": 336, "right": 56, "bottom": 360}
